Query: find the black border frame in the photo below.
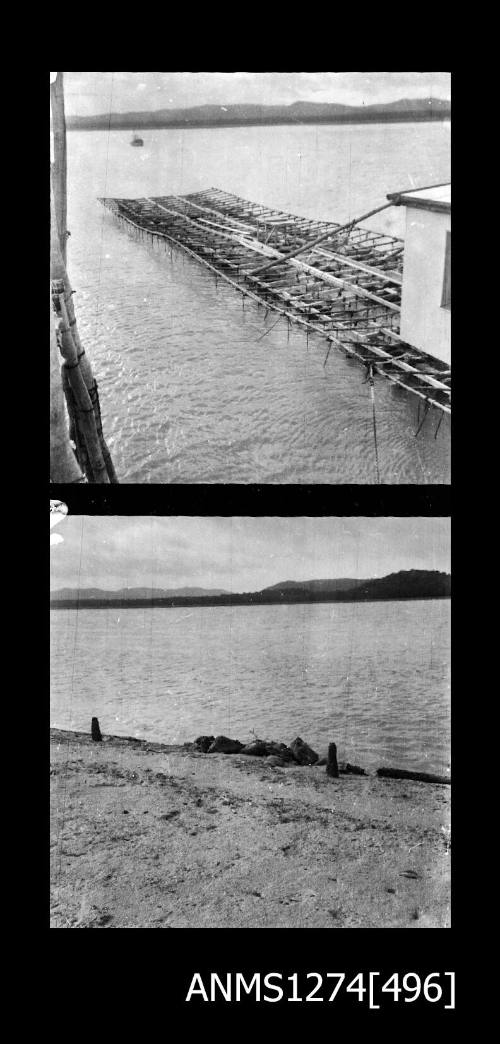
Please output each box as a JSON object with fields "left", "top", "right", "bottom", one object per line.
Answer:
{"left": 43, "top": 56, "right": 458, "bottom": 1025}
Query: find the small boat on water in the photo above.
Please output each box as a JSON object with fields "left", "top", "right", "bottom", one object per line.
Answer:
{"left": 130, "top": 132, "right": 144, "bottom": 147}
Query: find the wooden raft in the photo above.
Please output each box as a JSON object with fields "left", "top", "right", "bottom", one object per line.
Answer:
{"left": 98, "top": 188, "right": 451, "bottom": 414}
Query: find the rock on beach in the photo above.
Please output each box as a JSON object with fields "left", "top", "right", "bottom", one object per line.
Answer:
{"left": 240, "top": 740, "right": 296, "bottom": 761}
{"left": 207, "top": 736, "right": 244, "bottom": 754}
{"left": 290, "top": 737, "right": 319, "bottom": 765}
{"left": 266, "top": 755, "right": 286, "bottom": 767}
{"left": 194, "top": 736, "right": 216, "bottom": 753}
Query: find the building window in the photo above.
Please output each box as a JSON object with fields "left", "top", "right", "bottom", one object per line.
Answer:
{"left": 441, "top": 230, "right": 451, "bottom": 309}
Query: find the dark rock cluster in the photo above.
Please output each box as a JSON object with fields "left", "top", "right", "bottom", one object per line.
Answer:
{"left": 241, "top": 740, "right": 297, "bottom": 762}
{"left": 193, "top": 736, "right": 216, "bottom": 753}
{"left": 208, "top": 736, "right": 243, "bottom": 754}
{"left": 290, "top": 737, "right": 319, "bottom": 765}
{"left": 194, "top": 734, "right": 319, "bottom": 764}
{"left": 192, "top": 732, "right": 370, "bottom": 777}
{"left": 192, "top": 732, "right": 349, "bottom": 769}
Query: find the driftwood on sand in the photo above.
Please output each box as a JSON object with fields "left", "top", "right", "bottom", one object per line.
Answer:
{"left": 376, "top": 767, "right": 451, "bottom": 786}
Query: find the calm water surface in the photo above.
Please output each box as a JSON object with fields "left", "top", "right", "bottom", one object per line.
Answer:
{"left": 50, "top": 599, "right": 450, "bottom": 774}
{"left": 65, "top": 122, "right": 451, "bottom": 482}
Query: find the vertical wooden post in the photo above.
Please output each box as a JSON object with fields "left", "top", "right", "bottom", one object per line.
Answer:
{"left": 326, "top": 742, "right": 339, "bottom": 778}
{"left": 91, "top": 717, "right": 103, "bottom": 742}
{"left": 50, "top": 72, "right": 68, "bottom": 265}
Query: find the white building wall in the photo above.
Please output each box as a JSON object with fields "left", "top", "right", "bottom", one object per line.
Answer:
{"left": 399, "top": 208, "right": 451, "bottom": 365}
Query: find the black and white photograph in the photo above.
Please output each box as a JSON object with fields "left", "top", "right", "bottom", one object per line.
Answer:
{"left": 50, "top": 72, "right": 451, "bottom": 485}
{"left": 50, "top": 514, "right": 450, "bottom": 929}
{"left": 49, "top": 66, "right": 453, "bottom": 987}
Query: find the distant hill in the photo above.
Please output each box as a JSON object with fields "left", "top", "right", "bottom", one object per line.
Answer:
{"left": 50, "top": 586, "right": 229, "bottom": 602}
{"left": 254, "top": 570, "right": 450, "bottom": 603}
{"left": 333, "top": 569, "right": 451, "bottom": 602}
{"left": 343, "top": 569, "right": 451, "bottom": 601}
{"left": 65, "top": 97, "right": 451, "bottom": 131}
{"left": 260, "top": 578, "right": 366, "bottom": 595}
{"left": 51, "top": 570, "right": 450, "bottom": 609}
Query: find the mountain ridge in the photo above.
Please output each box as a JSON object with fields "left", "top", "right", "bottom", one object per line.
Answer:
{"left": 50, "top": 586, "right": 230, "bottom": 601}
{"left": 51, "top": 570, "right": 451, "bottom": 608}
{"left": 64, "top": 97, "right": 451, "bottom": 131}
{"left": 261, "top": 578, "right": 366, "bottom": 594}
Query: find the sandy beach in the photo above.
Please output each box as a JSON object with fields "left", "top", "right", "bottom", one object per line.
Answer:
{"left": 50, "top": 728, "right": 450, "bottom": 929}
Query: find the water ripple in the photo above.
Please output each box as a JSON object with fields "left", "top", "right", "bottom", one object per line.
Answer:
{"left": 65, "top": 124, "right": 451, "bottom": 483}
{"left": 51, "top": 600, "right": 450, "bottom": 774}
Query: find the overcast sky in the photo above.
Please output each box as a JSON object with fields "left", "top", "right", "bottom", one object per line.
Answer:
{"left": 60, "top": 72, "right": 451, "bottom": 118}
{"left": 50, "top": 516, "right": 450, "bottom": 592}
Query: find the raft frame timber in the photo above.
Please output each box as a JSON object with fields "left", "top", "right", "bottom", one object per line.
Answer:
{"left": 98, "top": 188, "right": 451, "bottom": 416}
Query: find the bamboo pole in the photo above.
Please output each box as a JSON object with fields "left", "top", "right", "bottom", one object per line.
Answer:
{"left": 101, "top": 199, "right": 450, "bottom": 414}
{"left": 50, "top": 175, "right": 93, "bottom": 386}
{"left": 50, "top": 290, "right": 84, "bottom": 482}
{"left": 50, "top": 72, "right": 68, "bottom": 266}
{"left": 144, "top": 198, "right": 400, "bottom": 312}
{"left": 51, "top": 170, "right": 118, "bottom": 481}
{"left": 61, "top": 365, "right": 92, "bottom": 480}
{"left": 54, "top": 284, "right": 109, "bottom": 483}
{"left": 50, "top": 179, "right": 110, "bottom": 483}
{"left": 249, "top": 202, "right": 395, "bottom": 276}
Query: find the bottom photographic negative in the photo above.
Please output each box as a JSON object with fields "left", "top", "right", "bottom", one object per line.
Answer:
{"left": 50, "top": 515, "right": 451, "bottom": 929}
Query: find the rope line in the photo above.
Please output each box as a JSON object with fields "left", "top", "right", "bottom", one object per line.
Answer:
{"left": 93, "top": 73, "right": 114, "bottom": 340}
{"left": 256, "top": 314, "right": 282, "bottom": 341}
{"left": 434, "top": 410, "right": 444, "bottom": 440}
{"left": 365, "top": 364, "right": 381, "bottom": 484}
{"left": 414, "top": 400, "right": 430, "bottom": 438}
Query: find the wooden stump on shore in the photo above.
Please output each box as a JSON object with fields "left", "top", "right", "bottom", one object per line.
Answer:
{"left": 326, "top": 742, "right": 339, "bottom": 778}
{"left": 91, "top": 717, "right": 102, "bottom": 742}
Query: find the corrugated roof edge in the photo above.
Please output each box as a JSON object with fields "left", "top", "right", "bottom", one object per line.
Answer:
{"left": 387, "top": 182, "right": 451, "bottom": 213}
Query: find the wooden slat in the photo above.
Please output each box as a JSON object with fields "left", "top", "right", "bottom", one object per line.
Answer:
{"left": 99, "top": 191, "right": 450, "bottom": 415}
